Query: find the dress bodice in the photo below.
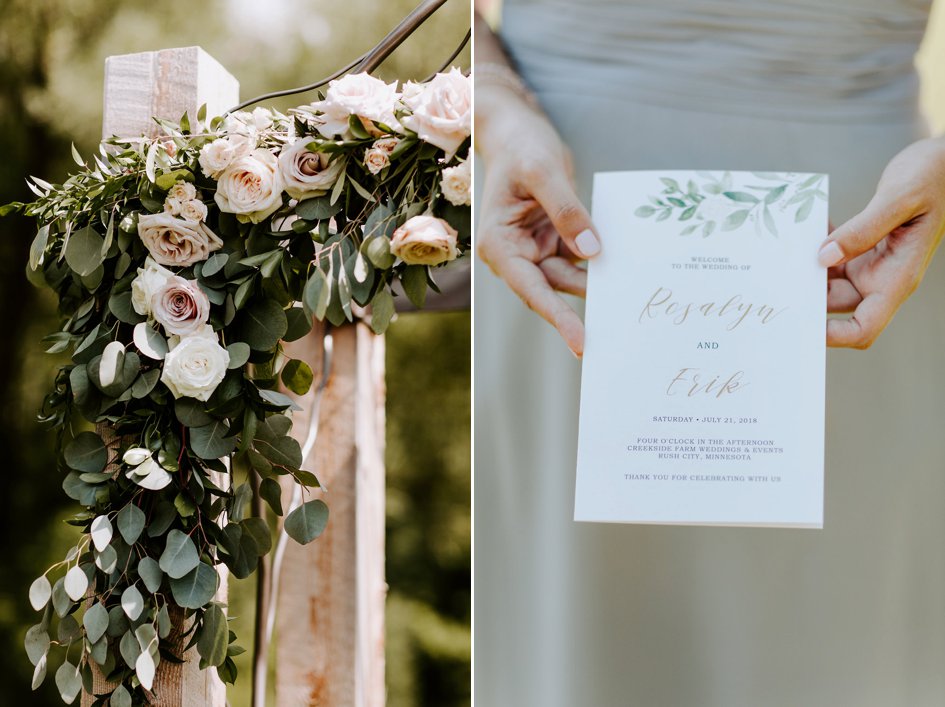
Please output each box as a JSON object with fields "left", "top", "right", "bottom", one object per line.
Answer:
{"left": 501, "top": 0, "right": 934, "bottom": 122}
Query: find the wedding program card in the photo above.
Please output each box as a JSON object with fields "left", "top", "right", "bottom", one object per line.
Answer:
{"left": 575, "top": 170, "right": 827, "bottom": 527}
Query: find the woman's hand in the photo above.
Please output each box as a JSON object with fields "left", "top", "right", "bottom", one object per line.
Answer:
{"left": 476, "top": 87, "right": 600, "bottom": 357}
{"left": 819, "top": 136, "right": 945, "bottom": 348}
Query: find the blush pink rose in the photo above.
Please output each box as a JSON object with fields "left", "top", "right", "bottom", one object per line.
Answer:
{"left": 137, "top": 213, "right": 223, "bottom": 267}
{"left": 401, "top": 68, "right": 471, "bottom": 158}
{"left": 151, "top": 276, "right": 211, "bottom": 336}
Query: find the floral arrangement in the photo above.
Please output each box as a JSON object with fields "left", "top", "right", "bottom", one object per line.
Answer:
{"left": 635, "top": 171, "right": 826, "bottom": 237}
{"left": 5, "top": 68, "right": 470, "bottom": 704}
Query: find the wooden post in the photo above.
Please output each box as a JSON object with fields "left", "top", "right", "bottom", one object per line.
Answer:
{"left": 278, "top": 323, "right": 387, "bottom": 706}
{"left": 81, "top": 46, "right": 238, "bottom": 707}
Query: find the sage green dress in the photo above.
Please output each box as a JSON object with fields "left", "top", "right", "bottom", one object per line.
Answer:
{"left": 475, "top": 1, "right": 945, "bottom": 705}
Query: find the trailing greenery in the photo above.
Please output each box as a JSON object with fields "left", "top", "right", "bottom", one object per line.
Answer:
{"left": 4, "top": 69, "right": 470, "bottom": 704}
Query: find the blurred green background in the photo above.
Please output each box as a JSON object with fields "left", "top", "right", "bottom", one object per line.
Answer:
{"left": 0, "top": 0, "right": 470, "bottom": 705}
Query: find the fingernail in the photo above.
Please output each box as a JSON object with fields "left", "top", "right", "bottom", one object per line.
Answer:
{"left": 575, "top": 229, "right": 601, "bottom": 258}
{"left": 817, "top": 240, "right": 844, "bottom": 268}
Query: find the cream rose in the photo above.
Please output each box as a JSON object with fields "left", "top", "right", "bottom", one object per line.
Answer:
{"left": 160, "top": 328, "right": 229, "bottom": 401}
{"left": 168, "top": 181, "right": 197, "bottom": 202}
{"left": 138, "top": 213, "right": 223, "bottom": 267}
{"left": 214, "top": 148, "right": 285, "bottom": 224}
{"left": 179, "top": 199, "right": 208, "bottom": 222}
{"left": 131, "top": 257, "right": 174, "bottom": 316}
{"left": 152, "top": 275, "right": 210, "bottom": 336}
{"left": 198, "top": 134, "right": 254, "bottom": 179}
{"left": 401, "top": 68, "right": 471, "bottom": 158}
{"left": 277, "top": 139, "right": 343, "bottom": 199}
{"left": 308, "top": 73, "right": 399, "bottom": 138}
{"left": 440, "top": 158, "right": 471, "bottom": 206}
{"left": 164, "top": 197, "right": 183, "bottom": 216}
{"left": 390, "top": 215, "right": 459, "bottom": 266}
{"left": 363, "top": 137, "right": 399, "bottom": 175}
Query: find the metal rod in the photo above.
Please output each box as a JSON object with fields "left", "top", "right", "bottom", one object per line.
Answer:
{"left": 228, "top": 0, "right": 462, "bottom": 114}
{"left": 352, "top": 0, "right": 450, "bottom": 74}
{"left": 423, "top": 28, "right": 471, "bottom": 82}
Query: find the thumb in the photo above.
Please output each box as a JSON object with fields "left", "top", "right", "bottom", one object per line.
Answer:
{"left": 817, "top": 189, "right": 915, "bottom": 268}
{"left": 530, "top": 173, "right": 601, "bottom": 259}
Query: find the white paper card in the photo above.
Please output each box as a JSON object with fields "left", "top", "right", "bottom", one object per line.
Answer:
{"left": 575, "top": 170, "right": 827, "bottom": 527}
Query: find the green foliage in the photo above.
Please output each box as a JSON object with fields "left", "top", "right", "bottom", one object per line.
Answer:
{"left": 634, "top": 171, "right": 826, "bottom": 238}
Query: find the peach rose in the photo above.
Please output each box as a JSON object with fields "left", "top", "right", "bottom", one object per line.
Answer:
{"left": 214, "top": 148, "right": 285, "bottom": 224}
{"left": 137, "top": 213, "right": 223, "bottom": 267}
{"left": 364, "top": 137, "right": 399, "bottom": 175}
{"left": 390, "top": 215, "right": 459, "bottom": 266}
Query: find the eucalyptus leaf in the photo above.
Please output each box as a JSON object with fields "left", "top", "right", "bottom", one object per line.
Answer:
{"left": 302, "top": 268, "right": 330, "bottom": 320}
{"left": 64, "top": 432, "right": 107, "bottom": 473}
{"left": 29, "top": 575, "right": 52, "bottom": 611}
{"left": 370, "top": 289, "right": 395, "bottom": 334}
{"left": 402, "top": 265, "right": 427, "bottom": 308}
{"left": 64, "top": 565, "right": 89, "bottom": 602}
{"left": 175, "top": 398, "right": 215, "bottom": 427}
{"left": 281, "top": 359, "right": 313, "bottom": 395}
{"left": 83, "top": 602, "right": 109, "bottom": 644}
{"left": 31, "top": 654, "right": 47, "bottom": 690}
{"left": 117, "top": 503, "right": 146, "bottom": 545}
{"left": 197, "top": 603, "right": 228, "bottom": 667}
{"left": 226, "top": 342, "right": 251, "bottom": 369}
{"left": 52, "top": 579, "right": 71, "bottom": 618}
{"left": 169, "top": 562, "right": 219, "bottom": 609}
{"left": 284, "top": 499, "right": 329, "bottom": 545}
{"left": 135, "top": 650, "right": 156, "bottom": 691}
{"left": 110, "top": 684, "right": 132, "bottom": 707}
{"left": 57, "top": 615, "right": 82, "bottom": 643}
{"left": 94, "top": 544, "right": 118, "bottom": 574}
{"left": 120, "top": 585, "right": 144, "bottom": 621}
{"left": 238, "top": 299, "right": 287, "bottom": 351}
{"left": 64, "top": 226, "right": 104, "bottom": 277}
{"left": 25, "top": 624, "right": 49, "bottom": 665}
{"left": 260, "top": 477, "right": 283, "bottom": 516}
{"left": 159, "top": 529, "right": 200, "bottom": 579}
{"left": 137, "top": 557, "right": 163, "bottom": 594}
{"left": 190, "top": 420, "right": 237, "bottom": 459}
{"left": 55, "top": 659, "right": 82, "bottom": 704}
{"left": 119, "top": 629, "right": 140, "bottom": 669}
{"left": 90, "top": 514, "right": 113, "bottom": 552}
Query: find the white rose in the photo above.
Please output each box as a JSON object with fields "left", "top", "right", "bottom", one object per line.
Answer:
{"left": 308, "top": 73, "right": 399, "bottom": 138}
{"left": 168, "top": 181, "right": 197, "bottom": 202}
{"left": 131, "top": 257, "right": 174, "bottom": 316}
{"left": 198, "top": 134, "right": 254, "bottom": 179}
{"left": 390, "top": 215, "right": 459, "bottom": 266}
{"left": 277, "top": 139, "right": 343, "bottom": 199}
{"left": 179, "top": 199, "right": 208, "bottom": 222}
{"left": 161, "top": 330, "right": 230, "bottom": 401}
{"left": 151, "top": 275, "right": 211, "bottom": 336}
{"left": 138, "top": 212, "right": 223, "bottom": 267}
{"left": 440, "top": 158, "right": 471, "bottom": 206}
{"left": 401, "top": 68, "right": 471, "bottom": 158}
{"left": 214, "top": 148, "right": 285, "bottom": 224}
{"left": 223, "top": 108, "right": 274, "bottom": 135}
